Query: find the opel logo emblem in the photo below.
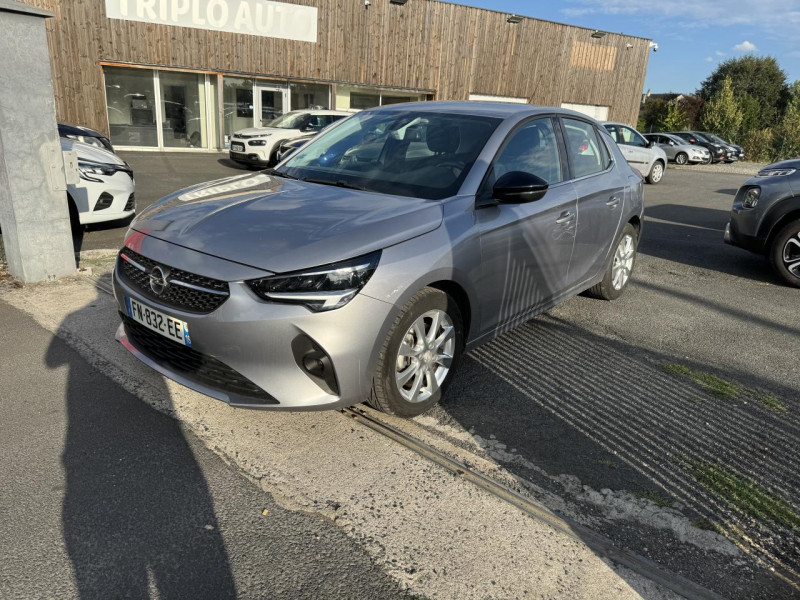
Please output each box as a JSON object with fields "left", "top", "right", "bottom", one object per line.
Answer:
{"left": 149, "top": 266, "right": 170, "bottom": 295}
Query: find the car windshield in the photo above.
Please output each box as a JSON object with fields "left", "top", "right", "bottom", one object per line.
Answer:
{"left": 664, "top": 134, "right": 682, "bottom": 145}
{"left": 690, "top": 132, "right": 711, "bottom": 143}
{"left": 276, "top": 110, "right": 502, "bottom": 200}
{"left": 267, "top": 112, "right": 310, "bottom": 129}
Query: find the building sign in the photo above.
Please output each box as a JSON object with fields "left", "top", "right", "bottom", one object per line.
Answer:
{"left": 105, "top": 0, "right": 317, "bottom": 43}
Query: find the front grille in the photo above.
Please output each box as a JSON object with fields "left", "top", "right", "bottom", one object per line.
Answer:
{"left": 122, "top": 314, "right": 277, "bottom": 404}
{"left": 124, "top": 193, "right": 135, "bottom": 211}
{"left": 118, "top": 248, "right": 229, "bottom": 314}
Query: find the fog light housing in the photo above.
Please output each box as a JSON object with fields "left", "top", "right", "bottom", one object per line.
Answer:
{"left": 93, "top": 192, "right": 114, "bottom": 211}
{"left": 292, "top": 335, "right": 339, "bottom": 395}
{"left": 743, "top": 187, "right": 760, "bottom": 209}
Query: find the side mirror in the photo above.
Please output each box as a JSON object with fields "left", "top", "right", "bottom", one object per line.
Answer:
{"left": 493, "top": 171, "right": 549, "bottom": 204}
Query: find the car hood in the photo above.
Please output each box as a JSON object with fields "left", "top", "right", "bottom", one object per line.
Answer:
{"left": 60, "top": 138, "right": 125, "bottom": 166}
{"left": 130, "top": 173, "right": 444, "bottom": 273}
{"left": 233, "top": 127, "right": 297, "bottom": 137}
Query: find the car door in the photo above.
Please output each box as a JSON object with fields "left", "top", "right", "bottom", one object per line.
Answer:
{"left": 605, "top": 124, "right": 651, "bottom": 175}
{"left": 562, "top": 118, "right": 625, "bottom": 285}
{"left": 654, "top": 135, "right": 677, "bottom": 160}
{"left": 476, "top": 116, "right": 577, "bottom": 334}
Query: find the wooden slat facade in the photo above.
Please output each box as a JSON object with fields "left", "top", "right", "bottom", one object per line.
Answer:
{"left": 20, "top": 0, "right": 651, "bottom": 137}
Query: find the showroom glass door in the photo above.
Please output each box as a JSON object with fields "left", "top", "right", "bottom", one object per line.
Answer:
{"left": 256, "top": 85, "right": 288, "bottom": 127}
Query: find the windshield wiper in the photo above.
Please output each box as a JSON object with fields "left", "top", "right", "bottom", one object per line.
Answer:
{"left": 301, "top": 177, "right": 368, "bottom": 191}
{"left": 263, "top": 168, "right": 299, "bottom": 180}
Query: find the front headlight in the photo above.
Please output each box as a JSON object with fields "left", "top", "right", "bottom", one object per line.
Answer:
{"left": 246, "top": 251, "right": 381, "bottom": 312}
{"left": 78, "top": 160, "right": 117, "bottom": 182}
{"left": 249, "top": 139, "right": 268, "bottom": 146}
{"left": 742, "top": 186, "right": 760, "bottom": 209}
{"left": 756, "top": 168, "right": 796, "bottom": 177}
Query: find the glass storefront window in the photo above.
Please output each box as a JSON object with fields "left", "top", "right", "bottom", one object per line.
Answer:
{"left": 335, "top": 84, "right": 425, "bottom": 110}
{"left": 290, "top": 82, "right": 331, "bottom": 110}
{"left": 381, "top": 95, "right": 415, "bottom": 106}
{"left": 159, "top": 71, "right": 208, "bottom": 148}
{"left": 104, "top": 67, "right": 158, "bottom": 147}
{"left": 208, "top": 75, "right": 219, "bottom": 149}
{"left": 223, "top": 77, "right": 254, "bottom": 146}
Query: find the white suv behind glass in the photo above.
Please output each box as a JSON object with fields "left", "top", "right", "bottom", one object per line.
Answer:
{"left": 602, "top": 122, "right": 668, "bottom": 184}
{"left": 229, "top": 110, "right": 351, "bottom": 168}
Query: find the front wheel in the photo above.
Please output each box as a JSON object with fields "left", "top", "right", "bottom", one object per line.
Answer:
{"left": 675, "top": 152, "right": 688, "bottom": 165}
{"left": 770, "top": 219, "right": 800, "bottom": 288}
{"left": 586, "top": 223, "right": 638, "bottom": 301}
{"left": 368, "top": 287, "right": 464, "bottom": 417}
{"left": 646, "top": 160, "right": 664, "bottom": 184}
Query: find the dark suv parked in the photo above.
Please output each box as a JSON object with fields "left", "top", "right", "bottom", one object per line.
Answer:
{"left": 672, "top": 131, "right": 727, "bottom": 163}
{"left": 725, "top": 160, "right": 800, "bottom": 287}
{"left": 698, "top": 132, "right": 745, "bottom": 162}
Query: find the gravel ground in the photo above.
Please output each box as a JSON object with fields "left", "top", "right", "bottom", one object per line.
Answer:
{"left": 669, "top": 160, "right": 767, "bottom": 177}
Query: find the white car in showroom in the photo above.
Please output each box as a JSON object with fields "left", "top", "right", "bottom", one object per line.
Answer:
{"left": 229, "top": 109, "right": 351, "bottom": 168}
{"left": 61, "top": 138, "right": 135, "bottom": 228}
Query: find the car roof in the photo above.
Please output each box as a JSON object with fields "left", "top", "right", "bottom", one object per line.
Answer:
{"left": 369, "top": 100, "right": 597, "bottom": 121}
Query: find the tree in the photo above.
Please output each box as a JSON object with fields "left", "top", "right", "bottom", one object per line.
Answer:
{"left": 637, "top": 97, "right": 668, "bottom": 133}
{"left": 772, "top": 84, "right": 800, "bottom": 159}
{"left": 660, "top": 99, "right": 688, "bottom": 131}
{"left": 680, "top": 95, "right": 704, "bottom": 129}
{"left": 700, "top": 77, "right": 743, "bottom": 141}
{"left": 737, "top": 94, "right": 762, "bottom": 135}
{"left": 698, "top": 56, "right": 788, "bottom": 126}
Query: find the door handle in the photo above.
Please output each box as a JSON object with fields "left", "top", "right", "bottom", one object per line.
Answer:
{"left": 556, "top": 211, "right": 574, "bottom": 225}
{"left": 606, "top": 196, "right": 620, "bottom": 207}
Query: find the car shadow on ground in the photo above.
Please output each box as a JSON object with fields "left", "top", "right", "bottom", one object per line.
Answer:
{"left": 639, "top": 204, "right": 783, "bottom": 285}
{"left": 217, "top": 158, "right": 256, "bottom": 171}
{"left": 47, "top": 273, "right": 237, "bottom": 598}
{"left": 435, "top": 313, "right": 799, "bottom": 599}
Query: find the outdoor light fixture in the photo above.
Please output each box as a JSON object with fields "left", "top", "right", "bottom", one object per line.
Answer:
{"left": 591, "top": 30, "right": 606, "bottom": 38}
{"left": 389, "top": 0, "right": 409, "bottom": 4}
{"left": 507, "top": 15, "right": 523, "bottom": 23}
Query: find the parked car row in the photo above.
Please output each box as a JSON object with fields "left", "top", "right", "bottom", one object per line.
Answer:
{"left": 52, "top": 101, "right": 795, "bottom": 423}
{"left": 113, "top": 102, "right": 645, "bottom": 417}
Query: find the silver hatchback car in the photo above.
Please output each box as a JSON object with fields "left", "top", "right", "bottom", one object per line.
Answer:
{"left": 114, "top": 102, "right": 644, "bottom": 417}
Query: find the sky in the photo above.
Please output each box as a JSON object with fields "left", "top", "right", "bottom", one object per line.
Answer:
{"left": 453, "top": 0, "right": 800, "bottom": 95}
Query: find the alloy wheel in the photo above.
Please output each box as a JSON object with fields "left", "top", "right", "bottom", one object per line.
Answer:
{"left": 676, "top": 153, "right": 687, "bottom": 165}
{"left": 783, "top": 232, "right": 800, "bottom": 279}
{"left": 395, "top": 309, "right": 455, "bottom": 403}
{"left": 612, "top": 234, "right": 635, "bottom": 290}
{"left": 650, "top": 163, "right": 664, "bottom": 182}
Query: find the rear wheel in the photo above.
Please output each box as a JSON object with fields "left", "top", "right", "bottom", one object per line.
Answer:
{"left": 770, "top": 219, "right": 800, "bottom": 288}
{"left": 646, "top": 160, "right": 664, "bottom": 184}
{"left": 368, "top": 287, "right": 463, "bottom": 417}
{"left": 675, "top": 152, "right": 688, "bottom": 165}
{"left": 587, "top": 223, "right": 638, "bottom": 300}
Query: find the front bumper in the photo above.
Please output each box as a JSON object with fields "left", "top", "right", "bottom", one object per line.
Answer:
{"left": 229, "top": 150, "right": 269, "bottom": 166}
{"left": 78, "top": 171, "right": 136, "bottom": 225}
{"left": 112, "top": 254, "right": 397, "bottom": 410}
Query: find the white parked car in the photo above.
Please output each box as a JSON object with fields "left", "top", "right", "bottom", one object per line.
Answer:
{"left": 229, "top": 110, "right": 351, "bottom": 167}
{"left": 602, "top": 122, "right": 668, "bottom": 184}
{"left": 61, "top": 138, "right": 135, "bottom": 227}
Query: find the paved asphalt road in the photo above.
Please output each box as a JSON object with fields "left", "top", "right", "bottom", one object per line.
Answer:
{"left": 0, "top": 300, "right": 413, "bottom": 599}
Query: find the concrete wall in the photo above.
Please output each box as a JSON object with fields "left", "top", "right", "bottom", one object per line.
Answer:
{"left": 0, "top": 5, "right": 75, "bottom": 282}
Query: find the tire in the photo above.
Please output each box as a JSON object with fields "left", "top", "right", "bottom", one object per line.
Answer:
{"left": 703, "top": 155, "right": 712, "bottom": 165}
{"left": 586, "top": 223, "right": 638, "bottom": 301}
{"left": 367, "top": 287, "right": 464, "bottom": 417}
{"left": 675, "top": 152, "right": 688, "bottom": 165}
{"left": 67, "top": 197, "right": 81, "bottom": 234}
{"left": 770, "top": 219, "right": 800, "bottom": 288}
{"left": 646, "top": 160, "right": 664, "bottom": 184}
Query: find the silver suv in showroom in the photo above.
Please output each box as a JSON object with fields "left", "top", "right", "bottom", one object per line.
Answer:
{"left": 603, "top": 122, "right": 668, "bottom": 184}
{"left": 114, "top": 103, "right": 644, "bottom": 417}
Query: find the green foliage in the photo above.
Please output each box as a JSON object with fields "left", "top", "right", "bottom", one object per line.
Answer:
{"left": 698, "top": 56, "right": 788, "bottom": 126}
{"left": 772, "top": 97, "right": 800, "bottom": 160}
{"left": 637, "top": 97, "right": 668, "bottom": 133}
{"left": 680, "top": 95, "right": 704, "bottom": 129}
{"left": 690, "top": 461, "right": 800, "bottom": 529}
{"left": 661, "top": 99, "right": 688, "bottom": 131}
{"left": 737, "top": 94, "right": 762, "bottom": 135}
{"left": 741, "top": 128, "right": 775, "bottom": 163}
{"left": 700, "top": 77, "right": 743, "bottom": 141}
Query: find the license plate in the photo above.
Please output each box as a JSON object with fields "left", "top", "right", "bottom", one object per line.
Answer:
{"left": 231, "top": 143, "right": 244, "bottom": 152}
{"left": 125, "top": 296, "right": 192, "bottom": 347}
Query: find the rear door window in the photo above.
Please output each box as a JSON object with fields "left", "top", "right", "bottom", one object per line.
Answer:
{"left": 563, "top": 118, "right": 608, "bottom": 179}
